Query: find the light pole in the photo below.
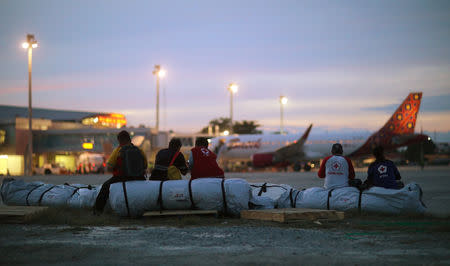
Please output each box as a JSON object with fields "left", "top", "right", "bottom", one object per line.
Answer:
{"left": 280, "top": 96, "right": 288, "bottom": 134}
{"left": 152, "top": 65, "right": 166, "bottom": 132}
{"left": 22, "top": 34, "right": 38, "bottom": 176}
{"left": 227, "top": 83, "right": 238, "bottom": 134}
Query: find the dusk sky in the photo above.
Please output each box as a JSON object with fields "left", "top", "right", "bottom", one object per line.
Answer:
{"left": 1, "top": 1, "right": 449, "bottom": 139}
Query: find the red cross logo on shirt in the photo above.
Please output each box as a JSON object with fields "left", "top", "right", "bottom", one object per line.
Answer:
{"left": 332, "top": 162, "right": 341, "bottom": 170}
{"left": 377, "top": 165, "right": 387, "bottom": 174}
{"left": 201, "top": 148, "right": 210, "bottom": 157}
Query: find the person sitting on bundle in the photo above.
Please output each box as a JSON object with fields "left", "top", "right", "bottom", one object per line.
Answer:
{"left": 189, "top": 137, "right": 225, "bottom": 181}
{"left": 318, "top": 143, "right": 356, "bottom": 189}
{"left": 363, "top": 145, "right": 404, "bottom": 190}
{"left": 150, "top": 138, "right": 188, "bottom": 181}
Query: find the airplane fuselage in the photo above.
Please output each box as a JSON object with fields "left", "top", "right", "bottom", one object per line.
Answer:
{"left": 210, "top": 134, "right": 366, "bottom": 161}
{"left": 210, "top": 92, "right": 426, "bottom": 165}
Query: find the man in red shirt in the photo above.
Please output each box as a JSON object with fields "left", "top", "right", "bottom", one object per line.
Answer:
{"left": 318, "top": 143, "right": 355, "bottom": 189}
{"left": 189, "top": 137, "right": 225, "bottom": 180}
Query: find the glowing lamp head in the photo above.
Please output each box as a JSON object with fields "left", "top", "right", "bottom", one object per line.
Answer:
{"left": 22, "top": 42, "right": 30, "bottom": 49}
{"left": 223, "top": 130, "right": 230, "bottom": 136}
{"left": 280, "top": 96, "right": 288, "bottom": 105}
{"left": 158, "top": 69, "right": 166, "bottom": 78}
{"left": 31, "top": 43, "right": 38, "bottom": 48}
{"left": 228, "top": 83, "right": 238, "bottom": 94}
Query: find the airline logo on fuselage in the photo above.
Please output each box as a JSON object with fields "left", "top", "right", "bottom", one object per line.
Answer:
{"left": 227, "top": 138, "right": 262, "bottom": 150}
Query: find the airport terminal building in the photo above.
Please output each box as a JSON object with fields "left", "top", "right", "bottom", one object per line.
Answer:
{"left": 0, "top": 105, "right": 214, "bottom": 176}
{"left": 0, "top": 105, "right": 163, "bottom": 175}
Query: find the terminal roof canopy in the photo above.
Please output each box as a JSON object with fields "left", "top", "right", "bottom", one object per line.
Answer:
{"left": 0, "top": 105, "right": 110, "bottom": 122}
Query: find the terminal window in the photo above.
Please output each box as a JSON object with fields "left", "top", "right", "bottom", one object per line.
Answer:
{"left": 0, "top": 130, "right": 5, "bottom": 145}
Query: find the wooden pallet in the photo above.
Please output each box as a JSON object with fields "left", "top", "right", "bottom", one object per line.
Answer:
{"left": 0, "top": 205, "right": 48, "bottom": 223}
{"left": 143, "top": 209, "right": 218, "bottom": 217}
{"left": 240, "top": 208, "right": 345, "bottom": 223}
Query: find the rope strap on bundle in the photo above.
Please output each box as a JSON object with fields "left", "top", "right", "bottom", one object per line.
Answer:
{"left": 220, "top": 179, "right": 228, "bottom": 215}
{"left": 26, "top": 184, "right": 44, "bottom": 206}
{"left": 327, "top": 188, "right": 335, "bottom": 210}
{"left": 122, "top": 182, "right": 130, "bottom": 217}
{"left": 38, "top": 185, "right": 56, "bottom": 206}
{"left": 157, "top": 180, "right": 166, "bottom": 212}
{"left": 188, "top": 179, "right": 196, "bottom": 210}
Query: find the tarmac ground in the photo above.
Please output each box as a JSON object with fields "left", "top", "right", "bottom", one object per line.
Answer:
{"left": 0, "top": 166, "right": 449, "bottom": 265}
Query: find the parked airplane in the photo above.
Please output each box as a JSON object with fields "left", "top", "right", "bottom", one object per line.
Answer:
{"left": 209, "top": 92, "right": 428, "bottom": 169}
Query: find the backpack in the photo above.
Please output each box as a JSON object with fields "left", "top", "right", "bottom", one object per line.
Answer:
{"left": 120, "top": 145, "right": 146, "bottom": 177}
{"left": 167, "top": 151, "right": 182, "bottom": 180}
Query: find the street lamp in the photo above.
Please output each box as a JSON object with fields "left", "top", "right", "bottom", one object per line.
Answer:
{"left": 227, "top": 83, "right": 238, "bottom": 133}
{"left": 152, "top": 65, "right": 166, "bottom": 132}
{"left": 22, "top": 34, "right": 38, "bottom": 176}
{"left": 280, "top": 96, "right": 288, "bottom": 134}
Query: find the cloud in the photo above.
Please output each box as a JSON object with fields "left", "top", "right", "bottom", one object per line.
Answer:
{"left": 363, "top": 94, "right": 450, "bottom": 113}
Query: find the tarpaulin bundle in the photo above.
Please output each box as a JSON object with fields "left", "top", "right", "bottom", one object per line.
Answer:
{"left": 109, "top": 178, "right": 250, "bottom": 217}
{"left": 250, "top": 182, "right": 427, "bottom": 214}
{"left": 0, "top": 179, "right": 99, "bottom": 208}
{"left": 1, "top": 178, "right": 251, "bottom": 217}
{"left": 248, "top": 182, "right": 294, "bottom": 209}
{"left": 1, "top": 178, "right": 426, "bottom": 216}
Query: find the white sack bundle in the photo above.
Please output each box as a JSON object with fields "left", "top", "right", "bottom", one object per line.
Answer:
{"left": 291, "top": 183, "right": 426, "bottom": 214}
{"left": 109, "top": 178, "right": 251, "bottom": 217}
{"left": 1, "top": 178, "right": 99, "bottom": 208}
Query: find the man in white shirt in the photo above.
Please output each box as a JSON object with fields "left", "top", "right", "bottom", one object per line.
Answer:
{"left": 317, "top": 143, "right": 355, "bottom": 189}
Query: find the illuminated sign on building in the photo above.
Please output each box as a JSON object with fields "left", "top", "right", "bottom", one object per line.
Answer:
{"left": 82, "top": 142, "right": 94, "bottom": 150}
{"left": 82, "top": 113, "right": 127, "bottom": 129}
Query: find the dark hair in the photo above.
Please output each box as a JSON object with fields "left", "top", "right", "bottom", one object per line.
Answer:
{"left": 373, "top": 145, "right": 385, "bottom": 161}
{"left": 117, "top": 130, "right": 131, "bottom": 144}
{"left": 195, "top": 137, "right": 209, "bottom": 147}
{"left": 169, "top": 138, "right": 182, "bottom": 151}
{"left": 331, "top": 143, "right": 343, "bottom": 155}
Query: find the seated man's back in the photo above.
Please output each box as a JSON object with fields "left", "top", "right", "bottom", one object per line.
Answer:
{"left": 365, "top": 146, "right": 402, "bottom": 189}
{"left": 189, "top": 137, "right": 224, "bottom": 180}
{"left": 150, "top": 138, "right": 188, "bottom": 181}
{"left": 318, "top": 143, "right": 355, "bottom": 189}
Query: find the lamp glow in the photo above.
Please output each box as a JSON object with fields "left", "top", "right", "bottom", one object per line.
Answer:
{"left": 280, "top": 96, "right": 288, "bottom": 105}
{"left": 158, "top": 69, "right": 166, "bottom": 78}
{"left": 223, "top": 130, "right": 230, "bottom": 136}
{"left": 228, "top": 83, "right": 238, "bottom": 94}
{"left": 31, "top": 43, "right": 38, "bottom": 48}
{"left": 22, "top": 42, "right": 29, "bottom": 49}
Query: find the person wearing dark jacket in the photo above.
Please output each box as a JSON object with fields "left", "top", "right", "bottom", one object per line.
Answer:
{"left": 150, "top": 138, "right": 188, "bottom": 180}
{"left": 94, "top": 130, "right": 147, "bottom": 214}
{"left": 363, "top": 146, "right": 404, "bottom": 189}
{"left": 189, "top": 137, "right": 224, "bottom": 180}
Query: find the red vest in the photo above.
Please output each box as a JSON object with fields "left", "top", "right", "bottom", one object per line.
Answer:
{"left": 190, "top": 147, "right": 224, "bottom": 180}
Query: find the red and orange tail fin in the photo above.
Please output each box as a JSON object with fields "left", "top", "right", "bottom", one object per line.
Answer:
{"left": 379, "top": 92, "right": 422, "bottom": 135}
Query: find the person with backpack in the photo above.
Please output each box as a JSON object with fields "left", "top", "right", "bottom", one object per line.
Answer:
{"left": 189, "top": 137, "right": 224, "bottom": 181}
{"left": 150, "top": 138, "right": 188, "bottom": 181}
{"left": 362, "top": 145, "right": 404, "bottom": 190}
{"left": 318, "top": 143, "right": 356, "bottom": 189}
{"left": 94, "top": 130, "right": 147, "bottom": 214}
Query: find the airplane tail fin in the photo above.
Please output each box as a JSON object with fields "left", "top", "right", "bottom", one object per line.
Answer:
{"left": 297, "top": 124, "right": 313, "bottom": 146}
{"left": 349, "top": 92, "right": 424, "bottom": 157}
{"left": 379, "top": 92, "right": 422, "bottom": 135}
{"left": 272, "top": 124, "right": 313, "bottom": 163}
